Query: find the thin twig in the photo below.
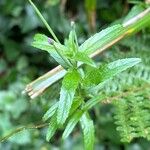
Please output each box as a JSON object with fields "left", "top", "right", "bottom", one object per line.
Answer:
{"left": 0, "top": 123, "right": 49, "bottom": 143}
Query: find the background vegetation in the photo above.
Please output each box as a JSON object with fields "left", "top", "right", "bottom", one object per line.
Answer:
{"left": 0, "top": 0, "right": 150, "bottom": 149}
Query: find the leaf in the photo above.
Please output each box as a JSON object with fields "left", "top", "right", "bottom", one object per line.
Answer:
{"left": 62, "top": 110, "right": 84, "bottom": 139}
{"left": 79, "top": 24, "right": 125, "bottom": 55}
{"left": 83, "top": 58, "right": 141, "bottom": 87}
{"left": 83, "top": 65, "right": 107, "bottom": 87}
{"left": 64, "top": 28, "right": 79, "bottom": 63}
{"left": 123, "top": 7, "right": 150, "bottom": 32}
{"left": 68, "top": 30, "right": 77, "bottom": 52}
{"left": 80, "top": 113, "right": 95, "bottom": 150}
{"left": 123, "top": 5, "right": 145, "bottom": 23}
{"left": 107, "top": 58, "right": 141, "bottom": 75}
{"left": 32, "top": 34, "right": 55, "bottom": 53}
{"left": 32, "top": 34, "right": 69, "bottom": 68}
{"left": 62, "top": 95, "right": 105, "bottom": 140}
{"left": 43, "top": 102, "right": 58, "bottom": 121}
{"left": 43, "top": 96, "right": 82, "bottom": 122}
{"left": 69, "top": 96, "right": 83, "bottom": 115}
{"left": 57, "top": 69, "right": 80, "bottom": 125}
{"left": 62, "top": 94, "right": 107, "bottom": 140}
{"left": 83, "top": 95, "right": 106, "bottom": 111}
{"left": 73, "top": 52, "right": 96, "bottom": 67}
{"left": 46, "top": 113, "right": 58, "bottom": 141}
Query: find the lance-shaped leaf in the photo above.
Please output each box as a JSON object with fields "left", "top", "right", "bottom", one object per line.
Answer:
{"left": 83, "top": 95, "right": 105, "bottom": 111}
{"left": 46, "top": 113, "right": 58, "bottom": 141}
{"left": 32, "top": 34, "right": 54, "bottom": 52}
{"left": 57, "top": 69, "right": 80, "bottom": 125}
{"left": 123, "top": 5, "right": 145, "bottom": 23}
{"left": 43, "top": 102, "right": 58, "bottom": 121}
{"left": 43, "top": 97, "right": 82, "bottom": 122}
{"left": 80, "top": 113, "right": 95, "bottom": 150}
{"left": 45, "top": 95, "right": 102, "bottom": 142}
{"left": 83, "top": 58, "right": 141, "bottom": 87}
{"left": 65, "top": 29, "right": 78, "bottom": 52}
{"left": 32, "top": 34, "right": 69, "bottom": 68}
{"left": 107, "top": 58, "right": 141, "bottom": 72}
{"left": 69, "top": 96, "right": 83, "bottom": 115}
{"left": 44, "top": 97, "right": 82, "bottom": 142}
{"left": 62, "top": 110, "right": 84, "bottom": 139}
{"left": 79, "top": 24, "right": 126, "bottom": 55}
{"left": 62, "top": 95, "right": 105, "bottom": 139}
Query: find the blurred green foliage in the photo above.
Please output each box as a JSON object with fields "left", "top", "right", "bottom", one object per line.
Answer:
{"left": 0, "top": 0, "right": 150, "bottom": 149}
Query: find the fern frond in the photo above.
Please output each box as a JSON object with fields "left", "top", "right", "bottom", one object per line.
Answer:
{"left": 99, "top": 35, "right": 150, "bottom": 142}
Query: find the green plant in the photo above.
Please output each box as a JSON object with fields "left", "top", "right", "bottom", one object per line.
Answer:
{"left": 22, "top": 1, "right": 149, "bottom": 149}
{"left": 31, "top": 20, "right": 140, "bottom": 150}
{"left": 1, "top": 0, "right": 150, "bottom": 149}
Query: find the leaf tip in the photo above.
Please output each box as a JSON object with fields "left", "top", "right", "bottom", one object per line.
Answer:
{"left": 62, "top": 131, "right": 68, "bottom": 140}
{"left": 131, "top": 57, "right": 142, "bottom": 65}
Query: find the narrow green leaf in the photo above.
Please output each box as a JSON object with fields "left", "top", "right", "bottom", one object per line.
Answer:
{"left": 62, "top": 95, "right": 106, "bottom": 139}
{"left": 83, "top": 95, "right": 105, "bottom": 111}
{"left": 62, "top": 110, "right": 83, "bottom": 139}
{"left": 123, "top": 7, "right": 150, "bottom": 33}
{"left": 80, "top": 113, "right": 95, "bottom": 150}
{"left": 73, "top": 52, "right": 96, "bottom": 67}
{"left": 32, "top": 34, "right": 70, "bottom": 68}
{"left": 43, "top": 96, "right": 82, "bottom": 122}
{"left": 32, "top": 34, "right": 55, "bottom": 53}
{"left": 79, "top": 24, "right": 125, "bottom": 55}
{"left": 57, "top": 69, "right": 80, "bottom": 125}
{"left": 69, "top": 97, "right": 83, "bottom": 115}
{"left": 68, "top": 30, "right": 77, "bottom": 52}
{"left": 107, "top": 58, "right": 141, "bottom": 74}
{"left": 46, "top": 113, "right": 58, "bottom": 141}
{"left": 62, "top": 95, "right": 104, "bottom": 140}
{"left": 83, "top": 58, "right": 141, "bottom": 87}
{"left": 123, "top": 5, "right": 145, "bottom": 23}
{"left": 43, "top": 102, "right": 58, "bottom": 121}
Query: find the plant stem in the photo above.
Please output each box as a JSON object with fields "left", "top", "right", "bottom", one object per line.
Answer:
{"left": 0, "top": 123, "right": 49, "bottom": 142}
{"left": 28, "top": 0, "right": 60, "bottom": 43}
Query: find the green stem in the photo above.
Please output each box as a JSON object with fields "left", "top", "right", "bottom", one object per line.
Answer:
{"left": 28, "top": 0, "right": 60, "bottom": 43}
